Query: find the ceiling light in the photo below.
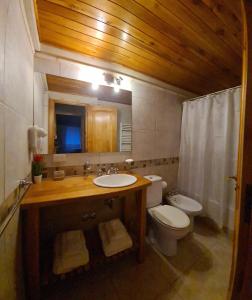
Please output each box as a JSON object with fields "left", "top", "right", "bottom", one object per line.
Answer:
{"left": 122, "top": 32, "right": 128, "bottom": 40}
{"left": 97, "top": 21, "right": 105, "bottom": 31}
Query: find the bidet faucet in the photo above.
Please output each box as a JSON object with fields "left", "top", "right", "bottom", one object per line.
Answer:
{"left": 167, "top": 190, "right": 179, "bottom": 197}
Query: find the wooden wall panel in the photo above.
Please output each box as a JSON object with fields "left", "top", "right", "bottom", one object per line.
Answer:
{"left": 35, "top": 0, "right": 242, "bottom": 94}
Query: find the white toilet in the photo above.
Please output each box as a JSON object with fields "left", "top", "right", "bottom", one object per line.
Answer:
{"left": 167, "top": 194, "right": 203, "bottom": 231}
{"left": 145, "top": 175, "right": 190, "bottom": 256}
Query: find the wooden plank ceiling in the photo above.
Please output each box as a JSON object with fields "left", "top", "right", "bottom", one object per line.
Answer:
{"left": 35, "top": 0, "right": 242, "bottom": 95}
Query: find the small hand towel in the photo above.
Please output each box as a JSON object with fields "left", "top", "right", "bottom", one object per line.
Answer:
{"left": 98, "top": 219, "right": 133, "bottom": 257}
{"left": 53, "top": 230, "right": 89, "bottom": 275}
{"left": 106, "top": 218, "right": 127, "bottom": 241}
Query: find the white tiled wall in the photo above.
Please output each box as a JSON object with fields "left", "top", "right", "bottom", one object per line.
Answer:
{"left": 0, "top": 0, "right": 35, "bottom": 299}
{"left": 132, "top": 81, "right": 183, "bottom": 160}
{"left": 0, "top": 0, "right": 9, "bottom": 208}
{"left": 1, "top": 0, "right": 34, "bottom": 200}
{"left": 0, "top": 209, "right": 24, "bottom": 300}
{"left": 34, "top": 72, "right": 45, "bottom": 128}
{"left": 0, "top": 1, "right": 8, "bottom": 101}
{"left": 4, "top": 0, "right": 33, "bottom": 120}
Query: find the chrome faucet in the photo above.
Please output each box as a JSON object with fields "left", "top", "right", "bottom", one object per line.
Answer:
{"left": 107, "top": 167, "right": 119, "bottom": 175}
{"left": 96, "top": 166, "right": 120, "bottom": 176}
{"left": 97, "top": 167, "right": 106, "bottom": 177}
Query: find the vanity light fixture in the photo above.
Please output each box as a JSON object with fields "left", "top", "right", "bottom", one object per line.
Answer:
{"left": 103, "top": 72, "right": 114, "bottom": 85}
{"left": 103, "top": 72, "right": 123, "bottom": 93}
{"left": 114, "top": 76, "right": 122, "bottom": 93}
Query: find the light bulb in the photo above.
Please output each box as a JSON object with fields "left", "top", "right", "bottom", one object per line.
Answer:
{"left": 114, "top": 85, "right": 120, "bottom": 93}
{"left": 92, "top": 83, "right": 99, "bottom": 90}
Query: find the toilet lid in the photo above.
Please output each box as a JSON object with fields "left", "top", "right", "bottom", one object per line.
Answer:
{"left": 168, "top": 194, "right": 202, "bottom": 213}
{"left": 150, "top": 205, "right": 190, "bottom": 229}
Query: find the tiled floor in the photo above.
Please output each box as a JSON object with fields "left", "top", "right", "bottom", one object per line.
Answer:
{"left": 42, "top": 217, "right": 232, "bottom": 300}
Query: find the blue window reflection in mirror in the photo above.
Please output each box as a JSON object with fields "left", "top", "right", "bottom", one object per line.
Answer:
{"left": 55, "top": 104, "right": 85, "bottom": 153}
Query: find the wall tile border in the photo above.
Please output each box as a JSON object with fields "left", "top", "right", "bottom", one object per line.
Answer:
{"left": 43, "top": 157, "right": 179, "bottom": 178}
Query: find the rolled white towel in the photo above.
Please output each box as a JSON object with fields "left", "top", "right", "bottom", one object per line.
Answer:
{"left": 98, "top": 219, "right": 133, "bottom": 257}
{"left": 106, "top": 218, "right": 127, "bottom": 241}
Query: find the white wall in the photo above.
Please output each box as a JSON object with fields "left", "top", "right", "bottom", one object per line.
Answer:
{"left": 0, "top": 0, "right": 33, "bottom": 203}
{"left": 34, "top": 72, "right": 46, "bottom": 128}
{"left": 131, "top": 80, "right": 183, "bottom": 160}
{"left": 0, "top": 0, "right": 36, "bottom": 299}
{"left": 33, "top": 72, "right": 48, "bottom": 153}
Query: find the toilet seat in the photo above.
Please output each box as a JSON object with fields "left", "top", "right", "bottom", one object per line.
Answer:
{"left": 168, "top": 194, "right": 202, "bottom": 214}
{"left": 149, "top": 205, "right": 190, "bottom": 230}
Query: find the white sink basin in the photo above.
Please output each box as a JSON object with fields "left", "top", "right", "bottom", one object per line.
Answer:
{"left": 93, "top": 174, "right": 137, "bottom": 188}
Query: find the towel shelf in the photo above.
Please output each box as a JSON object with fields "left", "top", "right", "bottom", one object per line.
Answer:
{"left": 41, "top": 227, "right": 138, "bottom": 287}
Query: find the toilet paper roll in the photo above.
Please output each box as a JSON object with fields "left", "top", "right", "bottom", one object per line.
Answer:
{"left": 162, "top": 181, "right": 167, "bottom": 189}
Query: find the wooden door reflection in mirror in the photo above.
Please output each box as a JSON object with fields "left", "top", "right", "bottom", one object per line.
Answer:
{"left": 86, "top": 105, "right": 117, "bottom": 153}
{"left": 48, "top": 100, "right": 118, "bottom": 154}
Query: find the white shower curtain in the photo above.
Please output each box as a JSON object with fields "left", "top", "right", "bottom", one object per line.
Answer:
{"left": 178, "top": 87, "right": 241, "bottom": 229}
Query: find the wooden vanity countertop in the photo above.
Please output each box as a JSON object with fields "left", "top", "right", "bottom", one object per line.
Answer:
{"left": 21, "top": 174, "right": 151, "bottom": 209}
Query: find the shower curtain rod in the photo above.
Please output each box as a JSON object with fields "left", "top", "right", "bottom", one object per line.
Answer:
{"left": 186, "top": 85, "right": 241, "bottom": 102}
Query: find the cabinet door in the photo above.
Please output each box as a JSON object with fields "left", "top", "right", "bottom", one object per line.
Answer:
{"left": 86, "top": 106, "right": 117, "bottom": 152}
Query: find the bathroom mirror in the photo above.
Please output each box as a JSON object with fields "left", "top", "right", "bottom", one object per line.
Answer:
{"left": 34, "top": 73, "right": 132, "bottom": 154}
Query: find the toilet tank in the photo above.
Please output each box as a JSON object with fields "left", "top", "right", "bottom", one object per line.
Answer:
{"left": 144, "top": 175, "right": 163, "bottom": 208}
